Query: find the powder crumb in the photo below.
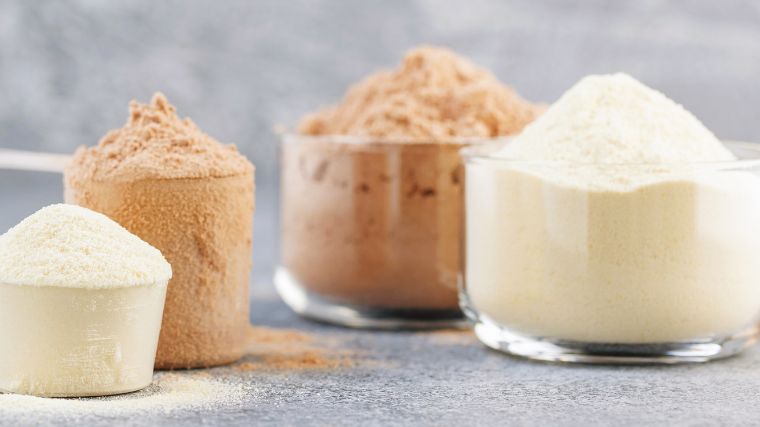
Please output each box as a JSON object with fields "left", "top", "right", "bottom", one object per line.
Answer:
{"left": 66, "top": 92, "right": 253, "bottom": 182}
{"left": 424, "top": 329, "right": 477, "bottom": 346}
{"left": 298, "top": 46, "right": 542, "bottom": 140}
{"left": 234, "top": 326, "right": 354, "bottom": 372}
{"left": 246, "top": 325, "right": 313, "bottom": 345}
{"left": 0, "top": 372, "right": 249, "bottom": 421}
{"left": 235, "top": 351, "right": 351, "bottom": 372}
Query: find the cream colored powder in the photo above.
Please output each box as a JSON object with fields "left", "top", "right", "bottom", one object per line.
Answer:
{"left": 466, "top": 74, "right": 760, "bottom": 343}
{"left": 0, "top": 204, "right": 171, "bottom": 288}
{"left": 0, "top": 372, "right": 247, "bottom": 420}
{"left": 496, "top": 73, "right": 735, "bottom": 165}
{"left": 0, "top": 326, "right": 352, "bottom": 420}
{"left": 0, "top": 204, "right": 170, "bottom": 396}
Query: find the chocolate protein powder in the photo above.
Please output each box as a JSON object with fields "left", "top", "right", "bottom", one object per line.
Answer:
{"left": 279, "top": 46, "right": 541, "bottom": 322}
{"left": 64, "top": 93, "right": 254, "bottom": 369}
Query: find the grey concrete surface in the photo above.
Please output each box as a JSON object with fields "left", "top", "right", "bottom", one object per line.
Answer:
{"left": 3, "top": 1, "right": 760, "bottom": 425}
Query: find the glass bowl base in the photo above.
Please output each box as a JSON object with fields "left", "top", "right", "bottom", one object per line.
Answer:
{"left": 274, "top": 267, "right": 466, "bottom": 330}
{"left": 461, "top": 293, "right": 759, "bottom": 364}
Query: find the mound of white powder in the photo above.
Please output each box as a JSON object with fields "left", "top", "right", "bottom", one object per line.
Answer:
{"left": 497, "top": 73, "right": 735, "bottom": 164}
{"left": 0, "top": 204, "right": 171, "bottom": 288}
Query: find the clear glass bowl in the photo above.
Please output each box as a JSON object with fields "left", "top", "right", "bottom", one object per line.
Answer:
{"left": 276, "top": 134, "right": 492, "bottom": 329}
{"left": 460, "top": 141, "right": 760, "bottom": 363}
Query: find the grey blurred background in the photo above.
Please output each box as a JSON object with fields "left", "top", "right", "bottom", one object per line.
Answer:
{"left": 1, "top": 0, "right": 759, "bottom": 281}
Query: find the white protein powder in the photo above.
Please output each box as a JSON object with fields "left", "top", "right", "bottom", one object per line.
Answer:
{"left": 495, "top": 73, "right": 735, "bottom": 165}
{"left": 0, "top": 372, "right": 248, "bottom": 421}
{"left": 0, "top": 204, "right": 171, "bottom": 288}
{"left": 466, "top": 73, "right": 760, "bottom": 343}
{"left": 0, "top": 204, "right": 172, "bottom": 396}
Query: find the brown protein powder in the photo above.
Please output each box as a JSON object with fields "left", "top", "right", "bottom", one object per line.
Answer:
{"left": 235, "top": 326, "right": 353, "bottom": 371}
{"left": 64, "top": 93, "right": 255, "bottom": 369}
{"left": 298, "top": 46, "right": 540, "bottom": 139}
{"left": 280, "top": 46, "right": 541, "bottom": 322}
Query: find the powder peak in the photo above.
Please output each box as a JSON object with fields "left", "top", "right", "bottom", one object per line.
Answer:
{"left": 497, "top": 73, "right": 734, "bottom": 163}
{"left": 66, "top": 92, "right": 253, "bottom": 182}
{"left": 298, "top": 46, "right": 542, "bottom": 141}
{"left": 0, "top": 204, "right": 172, "bottom": 288}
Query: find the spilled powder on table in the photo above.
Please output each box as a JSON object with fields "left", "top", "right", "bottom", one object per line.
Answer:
{"left": 232, "top": 326, "right": 354, "bottom": 372}
{"left": 0, "top": 326, "right": 356, "bottom": 420}
{"left": 423, "top": 328, "right": 477, "bottom": 346}
{"left": 0, "top": 372, "right": 248, "bottom": 420}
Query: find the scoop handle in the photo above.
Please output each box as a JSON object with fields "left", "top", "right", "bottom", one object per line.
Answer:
{"left": 0, "top": 149, "right": 71, "bottom": 173}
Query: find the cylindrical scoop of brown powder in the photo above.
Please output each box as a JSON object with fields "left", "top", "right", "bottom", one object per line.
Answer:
{"left": 64, "top": 93, "right": 254, "bottom": 369}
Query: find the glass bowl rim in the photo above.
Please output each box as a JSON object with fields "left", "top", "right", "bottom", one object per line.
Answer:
{"left": 460, "top": 140, "right": 760, "bottom": 167}
{"left": 280, "top": 133, "right": 510, "bottom": 146}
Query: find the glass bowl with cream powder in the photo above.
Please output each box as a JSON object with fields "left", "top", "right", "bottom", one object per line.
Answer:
{"left": 276, "top": 46, "right": 542, "bottom": 328}
{"left": 461, "top": 73, "right": 760, "bottom": 364}
{"left": 0, "top": 204, "right": 171, "bottom": 397}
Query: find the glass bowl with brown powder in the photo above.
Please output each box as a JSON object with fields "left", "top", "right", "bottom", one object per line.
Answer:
{"left": 276, "top": 46, "right": 542, "bottom": 329}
